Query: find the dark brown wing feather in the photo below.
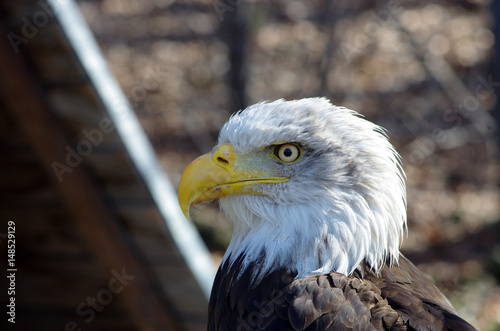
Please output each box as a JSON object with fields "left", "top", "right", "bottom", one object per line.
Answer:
{"left": 208, "top": 253, "right": 476, "bottom": 330}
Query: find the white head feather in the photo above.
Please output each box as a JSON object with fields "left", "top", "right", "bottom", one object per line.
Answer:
{"left": 217, "top": 97, "right": 407, "bottom": 283}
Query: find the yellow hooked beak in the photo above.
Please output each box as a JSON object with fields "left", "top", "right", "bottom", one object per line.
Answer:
{"left": 178, "top": 144, "right": 289, "bottom": 220}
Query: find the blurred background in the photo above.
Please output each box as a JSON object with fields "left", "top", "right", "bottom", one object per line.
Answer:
{"left": 1, "top": 0, "right": 499, "bottom": 330}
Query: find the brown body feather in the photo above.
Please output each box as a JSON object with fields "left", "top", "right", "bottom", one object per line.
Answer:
{"left": 208, "top": 254, "right": 476, "bottom": 331}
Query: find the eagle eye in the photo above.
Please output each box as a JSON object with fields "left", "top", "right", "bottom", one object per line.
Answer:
{"left": 273, "top": 143, "right": 302, "bottom": 163}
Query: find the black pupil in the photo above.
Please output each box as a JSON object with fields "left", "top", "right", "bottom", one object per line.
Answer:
{"left": 283, "top": 148, "right": 293, "bottom": 157}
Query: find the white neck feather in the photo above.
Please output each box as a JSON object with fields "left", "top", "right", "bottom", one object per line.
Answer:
{"left": 220, "top": 180, "right": 406, "bottom": 284}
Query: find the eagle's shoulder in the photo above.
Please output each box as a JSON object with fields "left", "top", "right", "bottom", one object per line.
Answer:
{"left": 364, "top": 255, "right": 477, "bottom": 331}
{"left": 258, "top": 271, "right": 405, "bottom": 330}
{"left": 257, "top": 256, "right": 477, "bottom": 331}
{"left": 208, "top": 254, "right": 476, "bottom": 331}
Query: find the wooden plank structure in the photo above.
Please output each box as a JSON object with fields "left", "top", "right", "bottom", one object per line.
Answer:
{"left": 0, "top": 1, "right": 216, "bottom": 330}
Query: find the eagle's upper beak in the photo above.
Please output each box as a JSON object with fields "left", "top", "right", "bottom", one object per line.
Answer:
{"left": 178, "top": 144, "right": 288, "bottom": 220}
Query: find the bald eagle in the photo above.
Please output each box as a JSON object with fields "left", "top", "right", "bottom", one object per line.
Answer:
{"left": 178, "top": 98, "right": 475, "bottom": 330}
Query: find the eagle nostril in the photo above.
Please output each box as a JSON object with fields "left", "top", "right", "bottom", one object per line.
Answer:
{"left": 216, "top": 157, "right": 229, "bottom": 165}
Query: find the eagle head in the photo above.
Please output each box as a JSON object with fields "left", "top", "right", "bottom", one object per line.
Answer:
{"left": 178, "top": 98, "right": 406, "bottom": 283}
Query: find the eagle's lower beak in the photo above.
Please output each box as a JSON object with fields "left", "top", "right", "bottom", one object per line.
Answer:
{"left": 178, "top": 144, "right": 288, "bottom": 220}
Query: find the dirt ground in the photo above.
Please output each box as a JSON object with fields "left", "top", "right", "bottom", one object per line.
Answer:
{"left": 78, "top": 1, "right": 500, "bottom": 329}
